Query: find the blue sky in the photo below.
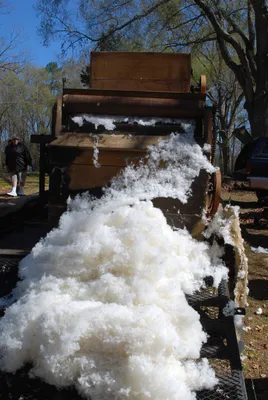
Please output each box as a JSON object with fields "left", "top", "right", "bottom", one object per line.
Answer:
{"left": 1, "top": 0, "right": 62, "bottom": 66}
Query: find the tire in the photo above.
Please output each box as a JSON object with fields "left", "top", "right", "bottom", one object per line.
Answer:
{"left": 256, "top": 190, "right": 268, "bottom": 204}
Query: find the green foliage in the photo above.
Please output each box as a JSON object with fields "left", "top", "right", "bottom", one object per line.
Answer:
{"left": 0, "top": 64, "right": 62, "bottom": 168}
{"left": 0, "top": 56, "right": 88, "bottom": 167}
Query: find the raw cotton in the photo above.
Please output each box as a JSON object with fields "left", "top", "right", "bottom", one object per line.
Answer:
{"left": 251, "top": 246, "right": 268, "bottom": 254}
{"left": 0, "top": 132, "right": 228, "bottom": 400}
{"left": 72, "top": 115, "right": 195, "bottom": 135}
{"left": 204, "top": 205, "right": 249, "bottom": 309}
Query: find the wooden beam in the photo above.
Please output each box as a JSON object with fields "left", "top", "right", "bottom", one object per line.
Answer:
{"left": 200, "top": 75, "right": 207, "bottom": 94}
{"left": 0, "top": 249, "right": 30, "bottom": 256}
{"left": 63, "top": 87, "right": 206, "bottom": 100}
{"left": 204, "top": 107, "right": 213, "bottom": 146}
{"left": 90, "top": 52, "right": 192, "bottom": 92}
{"left": 55, "top": 96, "right": 63, "bottom": 137}
{"left": 39, "top": 142, "right": 46, "bottom": 198}
{"left": 31, "top": 135, "right": 54, "bottom": 144}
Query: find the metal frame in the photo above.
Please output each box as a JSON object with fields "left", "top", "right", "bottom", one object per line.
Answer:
{"left": 0, "top": 258, "right": 247, "bottom": 399}
{"left": 187, "top": 279, "right": 248, "bottom": 399}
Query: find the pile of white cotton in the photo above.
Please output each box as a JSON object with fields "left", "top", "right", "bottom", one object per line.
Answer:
{"left": 107, "top": 132, "right": 215, "bottom": 205}
{"left": 0, "top": 133, "right": 228, "bottom": 400}
{"left": 251, "top": 246, "right": 268, "bottom": 254}
{"left": 72, "top": 115, "right": 196, "bottom": 133}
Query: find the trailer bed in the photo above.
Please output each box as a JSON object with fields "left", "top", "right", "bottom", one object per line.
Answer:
{"left": 0, "top": 253, "right": 247, "bottom": 400}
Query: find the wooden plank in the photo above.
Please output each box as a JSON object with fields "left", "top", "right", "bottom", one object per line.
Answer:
{"left": 31, "top": 135, "right": 54, "bottom": 144}
{"left": 204, "top": 107, "right": 213, "bottom": 147}
{"left": 63, "top": 88, "right": 206, "bottom": 100}
{"left": 90, "top": 52, "right": 191, "bottom": 92}
{"left": 67, "top": 164, "right": 123, "bottom": 189}
{"left": 90, "top": 79, "right": 190, "bottom": 92}
{"left": 62, "top": 93, "right": 205, "bottom": 118}
{"left": 49, "top": 133, "right": 161, "bottom": 151}
{"left": 65, "top": 162, "right": 209, "bottom": 193}
{"left": 39, "top": 142, "right": 46, "bottom": 198}
{"left": 49, "top": 147, "right": 147, "bottom": 167}
{"left": 0, "top": 249, "right": 30, "bottom": 256}
{"left": 200, "top": 75, "right": 207, "bottom": 94}
{"left": 55, "top": 96, "right": 63, "bottom": 136}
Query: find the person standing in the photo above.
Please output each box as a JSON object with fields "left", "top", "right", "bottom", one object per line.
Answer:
{"left": 5, "top": 136, "right": 32, "bottom": 196}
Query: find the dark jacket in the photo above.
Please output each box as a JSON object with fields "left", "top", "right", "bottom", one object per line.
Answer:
{"left": 5, "top": 142, "right": 32, "bottom": 172}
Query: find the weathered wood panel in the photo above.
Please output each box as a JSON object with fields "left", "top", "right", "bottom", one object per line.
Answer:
{"left": 49, "top": 147, "right": 146, "bottom": 167}
{"left": 62, "top": 93, "right": 205, "bottom": 117}
{"left": 49, "top": 133, "right": 160, "bottom": 151}
{"left": 90, "top": 52, "right": 191, "bottom": 92}
{"left": 152, "top": 171, "right": 209, "bottom": 232}
{"left": 0, "top": 249, "right": 30, "bottom": 256}
{"left": 67, "top": 165, "right": 123, "bottom": 190}
{"left": 55, "top": 96, "right": 63, "bottom": 137}
{"left": 63, "top": 88, "right": 204, "bottom": 99}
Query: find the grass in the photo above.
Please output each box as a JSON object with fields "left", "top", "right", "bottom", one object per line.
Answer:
{"left": 0, "top": 171, "right": 49, "bottom": 195}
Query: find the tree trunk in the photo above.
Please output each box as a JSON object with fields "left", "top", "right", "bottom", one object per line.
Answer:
{"left": 247, "top": 1, "right": 268, "bottom": 138}
{"left": 222, "top": 139, "right": 230, "bottom": 176}
{"left": 246, "top": 93, "right": 268, "bottom": 138}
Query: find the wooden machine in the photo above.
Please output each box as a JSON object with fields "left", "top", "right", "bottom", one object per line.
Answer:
{"left": 32, "top": 52, "right": 221, "bottom": 230}
{"left": 28, "top": 54, "right": 250, "bottom": 400}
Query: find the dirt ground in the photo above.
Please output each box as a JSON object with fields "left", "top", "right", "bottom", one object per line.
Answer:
{"left": 221, "top": 187, "right": 268, "bottom": 382}
{"left": 0, "top": 171, "right": 49, "bottom": 196}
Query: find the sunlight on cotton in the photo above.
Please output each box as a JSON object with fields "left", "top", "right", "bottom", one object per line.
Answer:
{"left": 0, "top": 132, "right": 228, "bottom": 400}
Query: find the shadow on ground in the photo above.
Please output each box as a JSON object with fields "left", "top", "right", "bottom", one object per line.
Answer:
{"left": 248, "top": 279, "right": 268, "bottom": 301}
{"left": 240, "top": 227, "right": 268, "bottom": 248}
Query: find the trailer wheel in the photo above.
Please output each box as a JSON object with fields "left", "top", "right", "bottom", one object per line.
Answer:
{"left": 256, "top": 190, "right": 268, "bottom": 204}
{"left": 206, "top": 170, "right": 221, "bottom": 217}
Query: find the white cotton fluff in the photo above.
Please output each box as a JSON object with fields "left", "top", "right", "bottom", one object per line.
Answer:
{"left": 0, "top": 132, "right": 227, "bottom": 400}
{"left": 223, "top": 300, "right": 236, "bottom": 317}
{"left": 93, "top": 143, "right": 100, "bottom": 168}
{"left": 237, "top": 270, "right": 246, "bottom": 280}
{"left": 203, "top": 205, "right": 240, "bottom": 246}
{"left": 251, "top": 246, "right": 268, "bottom": 254}
{"left": 72, "top": 115, "right": 117, "bottom": 131}
{"left": 107, "top": 133, "right": 215, "bottom": 204}
{"left": 71, "top": 115, "right": 195, "bottom": 135}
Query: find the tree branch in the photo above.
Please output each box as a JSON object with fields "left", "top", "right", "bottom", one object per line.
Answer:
{"left": 228, "top": 91, "right": 245, "bottom": 130}
{"left": 217, "top": 4, "right": 257, "bottom": 81}
{"left": 194, "top": 0, "right": 254, "bottom": 101}
{"left": 97, "top": 0, "right": 174, "bottom": 43}
{"left": 248, "top": 0, "right": 255, "bottom": 46}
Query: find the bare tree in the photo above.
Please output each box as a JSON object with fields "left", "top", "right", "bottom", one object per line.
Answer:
{"left": 0, "top": 1, "right": 27, "bottom": 76}
{"left": 36, "top": 0, "right": 268, "bottom": 138}
{"left": 0, "top": 32, "right": 26, "bottom": 77}
{"left": 191, "top": 1, "right": 268, "bottom": 139}
{"left": 194, "top": 46, "right": 245, "bottom": 174}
